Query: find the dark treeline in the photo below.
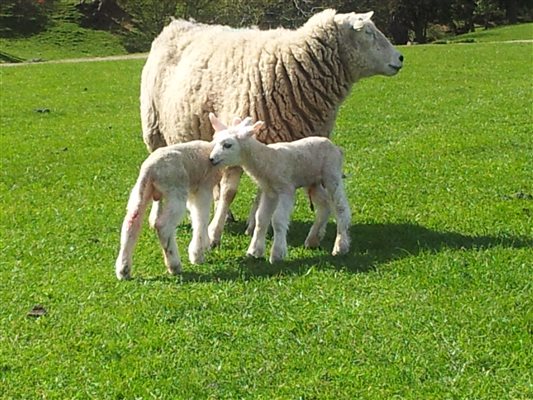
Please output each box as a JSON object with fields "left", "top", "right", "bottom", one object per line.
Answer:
{"left": 1, "top": 0, "right": 532, "bottom": 49}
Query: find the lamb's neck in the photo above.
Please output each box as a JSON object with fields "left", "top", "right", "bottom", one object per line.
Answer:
{"left": 240, "top": 139, "right": 278, "bottom": 179}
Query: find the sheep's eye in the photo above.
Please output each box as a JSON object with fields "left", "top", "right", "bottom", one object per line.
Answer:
{"left": 223, "top": 143, "right": 232, "bottom": 149}
{"left": 365, "top": 29, "right": 375, "bottom": 38}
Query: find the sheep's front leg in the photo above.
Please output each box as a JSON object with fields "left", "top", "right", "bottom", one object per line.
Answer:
{"left": 304, "top": 185, "right": 331, "bottom": 249}
{"left": 269, "top": 191, "right": 295, "bottom": 263}
{"left": 247, "top": 191, "right": 278, "bottom": 259}
{"left": 187, "top": 187, "right": 213, "bottom": 264}
{"left": 154, "top": 193, "right": 187, "bottom": 275}
{"left": 208, "top": 167, "right": 242, "bottom": 247}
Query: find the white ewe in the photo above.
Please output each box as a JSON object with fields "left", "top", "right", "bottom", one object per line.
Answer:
{"left": 208, "top": 114, "right": 351, "bottom": 263}
{"left": 115, "top": 141, "right": 221, "bottom": 280}
{"left": 140, "top": 9, "right": 402, "bottom": 246}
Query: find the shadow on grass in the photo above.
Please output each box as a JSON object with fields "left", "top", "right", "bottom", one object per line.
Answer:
{"left": 139, "top": 221, "right": 532, "bottom": 284}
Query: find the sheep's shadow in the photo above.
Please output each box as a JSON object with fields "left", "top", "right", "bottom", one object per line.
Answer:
{"left": 155, "top": 221, "right": 532, "bottom": 284}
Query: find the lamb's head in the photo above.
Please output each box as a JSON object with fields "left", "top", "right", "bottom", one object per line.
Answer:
{"left": 334, "top": 11, "right": 403, "bottom": 78}
{"left": 208, "top": 113, "right": 264, "bottom": 167}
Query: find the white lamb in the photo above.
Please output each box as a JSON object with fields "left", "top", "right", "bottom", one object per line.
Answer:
{"left": 208, "top": 113, "right": 351, "bottom": 263}
{"left": 140, "top": 9, "right": 403, "bottom": 247}
{"left": 115, "top": 141, "right": 222, "bottom": 280}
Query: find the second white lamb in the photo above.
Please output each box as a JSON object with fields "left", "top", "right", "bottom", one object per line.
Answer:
{"left": 208, "top": 113, "right": 351, "bottom": 263}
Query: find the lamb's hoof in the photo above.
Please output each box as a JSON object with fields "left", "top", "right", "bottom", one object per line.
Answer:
{"left": 226, "top": 210, "right": 236, "bottom": 223}
{"left": 115, "top": 262, "right": 131, "bottom": 280}
{"left": 167, "top": 263, "right": 182, "bottom": 275}
{"left": 189, "top": 252, "right": 205, "bottom": 265}
{"left": 209, "top": 238, "right": 220, "bottom": 249}
{"left": 245, "top": 223, "right": 255, "bottom": 236}
{"left": 332, "top": 242, "right": 350, "bottom": 256}
{"left": 304, "top": 236, "right": 320, "bottom": 249}
{"left": 116, "top": 270, "right": 131, "bottom": 280}
{"left": 269, "top": 253, "right": 285, "bottom": 264}
{"left": 246, "top": 248, "right": 264, "bottom": 259}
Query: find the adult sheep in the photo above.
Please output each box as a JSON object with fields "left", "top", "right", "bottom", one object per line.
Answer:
{"left": 140, "top": 9, "right": 403, "bottom": 246}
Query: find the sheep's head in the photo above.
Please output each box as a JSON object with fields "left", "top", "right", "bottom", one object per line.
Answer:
{"left": 334, "top": 11, "right": 403, "bottom": 78}
{"left": 208, "top": 113, "right": 264, "bottom": 167}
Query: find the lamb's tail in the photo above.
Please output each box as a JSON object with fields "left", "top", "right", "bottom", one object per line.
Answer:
{"left": 125, "top": 170, "right": 154, "bottom": 223}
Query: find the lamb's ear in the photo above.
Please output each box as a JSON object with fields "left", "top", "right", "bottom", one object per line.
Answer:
{"left": 349, "top": 11, "right": 374, "bottom": 31}
{"left": 232, "top": 116, "right": 242, "bottom": 126}
{"left": 239, "top": 117, "right": 253, "bottom": 127}
{"left": 209, "top": 112, "right": 227, "bottom": 132}
{"left": 252, "top": 121, "right": 265, "bottom": 133}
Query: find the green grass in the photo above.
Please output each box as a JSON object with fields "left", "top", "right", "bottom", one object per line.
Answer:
{"left": 0, "top": 21, "right": 127, "bottom": 63}
{"left": 446, "top": 22, "right": 533, "bottom": 43}
{"left": 1, "top": 41, "right": 532, "bottom": 398}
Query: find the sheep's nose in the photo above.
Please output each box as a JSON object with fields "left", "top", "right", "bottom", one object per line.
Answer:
{"left": 399, "top": 54, "right": 404, "bottom": 62}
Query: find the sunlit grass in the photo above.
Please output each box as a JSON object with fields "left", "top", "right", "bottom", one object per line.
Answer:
{"left": 0, "top": 40, "right": 532, "bottom": 398}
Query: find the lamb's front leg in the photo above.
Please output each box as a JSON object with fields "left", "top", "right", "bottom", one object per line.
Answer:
{"left": 269, "top": 191, "right": 295, "bottom": 263}
{"left": 187, "top": 187, "right": 213, "bottom": 264}
{"left": 247, "top": 191, "right": 278, "bottom": 259}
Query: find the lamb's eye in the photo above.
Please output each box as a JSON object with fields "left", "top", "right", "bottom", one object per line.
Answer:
{"left": 223, "top": 143, "right": 232, "bottom": 149}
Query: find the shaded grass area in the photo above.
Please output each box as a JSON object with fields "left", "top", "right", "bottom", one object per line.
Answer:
{"left": 0, "top": 43, "right": 532, "bottom": 398}
{"left": 0, "top": 22, "right": 127, "bottom": 63}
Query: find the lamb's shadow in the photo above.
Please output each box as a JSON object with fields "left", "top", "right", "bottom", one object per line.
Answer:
{"left": 171, "top": 221, "right": 532, "bottom": 283}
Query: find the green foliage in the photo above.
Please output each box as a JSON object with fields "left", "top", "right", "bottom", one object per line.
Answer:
{"left": 0, "top": 0, "right": 57, "bottom": 37}
{"left": 0, "top": 40, "right": 532, "bottom": 398}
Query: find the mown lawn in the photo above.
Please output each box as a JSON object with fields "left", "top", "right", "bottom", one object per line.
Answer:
{"left": 0, "top": 39, "right": 532, "bottom": 398}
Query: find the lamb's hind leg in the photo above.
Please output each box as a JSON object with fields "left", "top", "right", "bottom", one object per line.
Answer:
{"left": 269, "top": 191, "right": 295, "bottom": 263}
{"left": 154, "top": 192, "right": 187, "bottom": 275}
{"left": 326, "top": 179, "right": 351, "bottom": 256}
{"left": 187, "top": 187, "right": 213, "bottom": 264}
{"left": 304, "top": 185, "right": 331, "bottom": 249}
{"left": 115, "top": 182, "right": 150, "bottom": 280}
{"left": 247, "top": 191, "right": 278, "bottom": 259}
{"left": 208, "top": 167, "right": 242, "bottom": 247}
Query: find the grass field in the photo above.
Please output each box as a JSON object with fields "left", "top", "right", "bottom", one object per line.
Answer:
{"left": 448, "top": 22, "right": 533, "bottom": 42}
{"left": 1, "top": 29, "right": 532, "bottom": 399}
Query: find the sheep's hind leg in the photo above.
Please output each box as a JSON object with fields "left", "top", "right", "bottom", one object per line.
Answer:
{"left": 247, "top": 192, "right": 278, "bottom": 259}
{"left": 304, "top": 185, "right": 331, "bottom": 249}
{"left": 155, "top": 193, "right": 187, "bottom": 275}
{"left": 187, "top": 188, "right": 213, "bottom": 264}
{"left": 208, "top": 167, "right": 242, "bottom": 247}
{"left": 269, "top": 192, "right": 295, "bottom": 263}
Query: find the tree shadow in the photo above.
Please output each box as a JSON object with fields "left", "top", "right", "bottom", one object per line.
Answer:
{"left": 139, "top": 221, "right": 532, "bottom": 285}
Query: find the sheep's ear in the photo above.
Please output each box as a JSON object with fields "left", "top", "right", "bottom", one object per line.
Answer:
{"left": 232, "top": 117, "right": 242, "bottom": 126}
{"left": 348, "top": 11, "right": 374, "bottom": 31}
{"left": 209, "top": 112, "right": 227, "bottom": 132}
